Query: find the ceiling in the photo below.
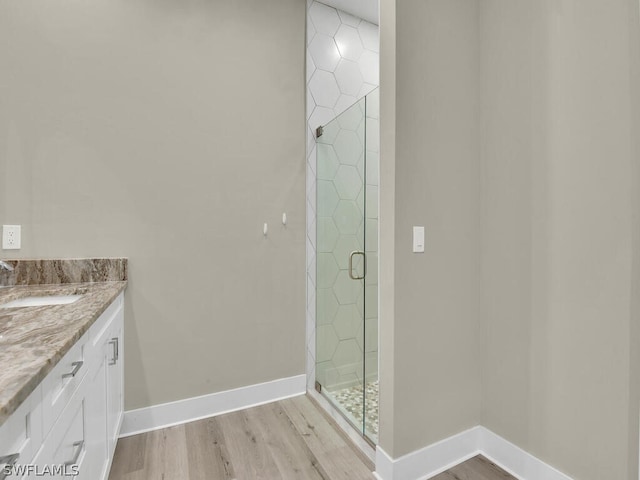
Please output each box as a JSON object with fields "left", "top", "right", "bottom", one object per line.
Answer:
{"left": 319, "top": 0, "right": 379, "bottom": 25}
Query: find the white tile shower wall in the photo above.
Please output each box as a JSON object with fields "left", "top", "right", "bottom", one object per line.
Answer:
{"left": 306, "top": 0, "right": 379, "bottom": 391}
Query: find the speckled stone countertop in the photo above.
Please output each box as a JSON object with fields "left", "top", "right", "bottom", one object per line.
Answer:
{"left": 0, "top": 259, "right": 127, "bottom": 427}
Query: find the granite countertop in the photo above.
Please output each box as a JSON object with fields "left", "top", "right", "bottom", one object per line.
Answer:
{"left": 0, "top": 273, "right": 127, "bottom": 427}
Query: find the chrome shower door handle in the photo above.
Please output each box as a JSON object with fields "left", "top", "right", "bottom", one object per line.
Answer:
{"left": 348, "top": 251, "right": 366, "bottom": 280}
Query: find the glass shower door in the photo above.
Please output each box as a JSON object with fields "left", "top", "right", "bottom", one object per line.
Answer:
{"left": 362, "top": 88, "right": 379, "bottom": 443}
{"left": 315, "top": 96, "right": 373, "bottom": 441}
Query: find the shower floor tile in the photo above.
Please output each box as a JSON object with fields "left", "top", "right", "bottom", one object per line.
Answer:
{"left": 327, "top": 380, "right": 378, "bottom": 441}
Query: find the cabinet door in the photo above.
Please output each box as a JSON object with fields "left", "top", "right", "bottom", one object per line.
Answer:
{"left": 106, "top": 311, "right": 124, "bottom": 458}
{"left": 83, "top": 345, "right": 108, "bottom": 480}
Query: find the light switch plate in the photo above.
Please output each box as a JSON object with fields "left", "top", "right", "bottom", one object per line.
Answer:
{"left": 413, "top": 226, "right": 424, "bottom": 253}
{"left": 3, "top": 225, "right": 21, "bottom": 250}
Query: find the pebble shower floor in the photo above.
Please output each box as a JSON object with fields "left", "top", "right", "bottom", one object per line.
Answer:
{"left": 327, "top": 380, "right": 378, "bottom": 442}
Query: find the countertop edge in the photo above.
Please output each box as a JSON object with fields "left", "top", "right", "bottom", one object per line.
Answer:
{"left": 0, "top": 281, "right": 128, "bottom": 427}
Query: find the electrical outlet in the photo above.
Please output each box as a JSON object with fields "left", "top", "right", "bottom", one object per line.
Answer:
{"left": 2, "top": 225, "right": 21, "bottom": 250}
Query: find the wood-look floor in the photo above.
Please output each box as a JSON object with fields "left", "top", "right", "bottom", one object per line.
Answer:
{"left": 432, "top": 456, "right": 516, "bottom": 480}
{"left": 109, "top": 395, "right": 515, "bottom": 480}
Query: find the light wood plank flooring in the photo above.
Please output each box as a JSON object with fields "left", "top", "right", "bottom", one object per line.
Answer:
{"left": 109, "top": 395, "right": 515, "bottom": 480}
{"left": 432, "top": 455, "right": 516, "bottom": 480}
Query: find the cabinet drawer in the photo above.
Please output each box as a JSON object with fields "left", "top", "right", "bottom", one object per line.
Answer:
{"left": 44, "top": 392, "right": 86, "bottom": 480}
{"left": 42, "top": 334, "right": 88, "bottom": 436}
{"left": 0, "top": 386, "right": 42, "bottom": 479}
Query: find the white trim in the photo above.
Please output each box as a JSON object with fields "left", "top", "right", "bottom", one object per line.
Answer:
{"left": 374, "top": 426, "right": 575, "bottom": 480}
{"left": 119, "top": 374, "right": 306, "bottom": 437}
{"left": 374, "top": 427, "right": 481, "bottom": 480}
{"left": 479, "top": 427, "right": 573, "bottom": 480}
{"left": 374, "top": 447, "right": 394, "bottom": 480}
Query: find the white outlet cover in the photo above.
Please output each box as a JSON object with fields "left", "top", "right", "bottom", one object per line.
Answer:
{"left": 2, "top": 225, "right": 21, "bottom": 250}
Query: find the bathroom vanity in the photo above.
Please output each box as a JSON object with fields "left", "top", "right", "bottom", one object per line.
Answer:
{"left": 0, "top": 259, "right": 127, "bottom": 480}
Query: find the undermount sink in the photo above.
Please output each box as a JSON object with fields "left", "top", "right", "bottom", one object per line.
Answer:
{"left": 0, "top": 295, "right": 82, "bottom": 309}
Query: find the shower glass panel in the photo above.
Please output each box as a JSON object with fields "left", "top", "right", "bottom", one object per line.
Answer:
{"left": 316, "top": 89, "right": 379, "bottom": 444}
{"left": 363, "top": 88, "right": 379, "bottom": 443}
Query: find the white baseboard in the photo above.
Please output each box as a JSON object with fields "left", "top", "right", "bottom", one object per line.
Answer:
{"left": 374, "top": 426, "right": 574, "bottom": 480}
{"left": 375, "top": 427, "right": 482, "bottom": 480}
{"left": 119, "top": 374, "right": 306, "bottom": 437}
{"left": 479, "top": 427, "right": 573, "bottom": 480}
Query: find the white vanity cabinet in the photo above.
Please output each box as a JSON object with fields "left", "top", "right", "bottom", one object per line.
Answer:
{"left": 1, "top": 292, "right": 125, "bottom": 480}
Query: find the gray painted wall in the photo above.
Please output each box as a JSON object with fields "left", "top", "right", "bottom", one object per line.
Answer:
{"left": 378, "top": 0, "right": 397, "bottom": 454}
{"left": 0, "top": 0, "right": 306, "bottom": 410}
{"left": 480, "top": 0, "right": 640, "bottom": 478}
{"left": 381, "top": 0, "right": 640, "bottom": 477}
{"left": 379, "top": 0, "right": 483, "bottom": 458}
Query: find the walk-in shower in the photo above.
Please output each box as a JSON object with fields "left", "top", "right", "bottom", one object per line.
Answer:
{"left": 315, "top": 88, "right": 379, "bottom": 444}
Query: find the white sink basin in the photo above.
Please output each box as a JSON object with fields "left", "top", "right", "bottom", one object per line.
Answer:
{"left": 0, "top": 295, "right": 82, "bottom": 309}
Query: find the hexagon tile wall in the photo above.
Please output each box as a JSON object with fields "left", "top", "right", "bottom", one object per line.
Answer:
{"left": 305, "top": 0, "right": 379, "bottom": 392}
